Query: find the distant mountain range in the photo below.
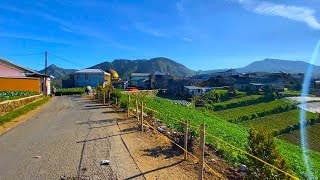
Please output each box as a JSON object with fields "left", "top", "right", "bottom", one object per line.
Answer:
{"left": 237, "top": 58, "right": 320, "bottom": 74}
{"left": 89, "top": 57, "right": 195, "bottom": 78}
{"left": 39, "top": 64, "right": 77, "bottom": 79}
{"left": 39, "top": 58, "right": 320, "bottom": 82}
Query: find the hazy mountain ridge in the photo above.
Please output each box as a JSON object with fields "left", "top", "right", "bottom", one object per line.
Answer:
{"left": 39, "top": 64, "right": 77, "bottom": 79}
{"left": 89, "top": 57, "right": 196, "bottom": 77}
{"left": 237, "top": 58, "right": 320, "bottom": 74}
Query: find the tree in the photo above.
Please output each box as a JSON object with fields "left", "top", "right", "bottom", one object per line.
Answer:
{"left": 246, "top": 127, "right": 291, "bottom": 179}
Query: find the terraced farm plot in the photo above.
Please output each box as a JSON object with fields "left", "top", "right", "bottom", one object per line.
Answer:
{"left": 133, "top": 96, "right": 320, "bottom": 178}
{"left": 210, "top": 95, "right": 263, "bottom": 111}
{"left": 278, "top": 123, "right": 320, "bottom": 152}
{"left": 214, "top": 100, "right": 295, "bottom": 123}
{"left": 240, "top": 110, "right": 318, "bottom": 135}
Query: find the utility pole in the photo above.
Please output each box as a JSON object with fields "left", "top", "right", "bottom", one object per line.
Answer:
{"left": 44, "top": 51, "right": 48, "bottom": 96}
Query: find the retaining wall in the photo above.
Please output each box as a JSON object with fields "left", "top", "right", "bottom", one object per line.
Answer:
{"left": 0, "top": 94, "right": 43, "bottom": 117}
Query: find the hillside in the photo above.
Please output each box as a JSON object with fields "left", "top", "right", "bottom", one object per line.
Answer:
{"left": 39, "top": 64, "right": 77, "bottom": 79}
{"left": 89, "top": 57, "right": 195, "bottom": 78}
{"left": 237, "top": 58, "right": 320, "bottom": 74}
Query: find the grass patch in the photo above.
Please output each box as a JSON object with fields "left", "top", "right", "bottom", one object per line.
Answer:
{"left": 0, "top": 97, "right": 51, "bottom": 125}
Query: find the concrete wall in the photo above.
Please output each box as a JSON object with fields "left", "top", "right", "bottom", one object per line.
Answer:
{"left": 0, "top": 77, "right": 40, "bottom": 93}
{"left": 0, "top": 94, "right": 43, "bottom": 117}
{"left": 74, "top": 74, "right": 105, "bottom": 88}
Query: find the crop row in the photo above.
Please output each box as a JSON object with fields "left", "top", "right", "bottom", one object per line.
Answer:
{"left": 206, "top": 95, "right": 264, "bottom": 111}
{"left": 0, "top": 91, "right": 38, "bottom": 102}
{"left": 278, "top": 123, "right": 320, "bottom": 152}
{"left": 240, "top": 109, "right": 319, "bottom": 136}
{"left": 214, "top": 100, "right": 296, "bottom": 123}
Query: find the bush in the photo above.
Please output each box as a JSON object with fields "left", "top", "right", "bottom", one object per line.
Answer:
{"left": 246, "top": 127, "right": 291, "bottom": 179}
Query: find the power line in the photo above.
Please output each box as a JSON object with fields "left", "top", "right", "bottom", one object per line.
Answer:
{"left": 48, "top": 52, "right": 86, "bottom": 69}
{"left": 4, "top": 52, "right": 43, "bottom": 57}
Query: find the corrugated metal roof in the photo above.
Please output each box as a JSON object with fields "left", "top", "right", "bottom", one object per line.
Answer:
{"left": 74, "top": 69, "right": 110, "bottom": 74}
{"left": 131, "top": 73, "right": 150, "bottom": 76}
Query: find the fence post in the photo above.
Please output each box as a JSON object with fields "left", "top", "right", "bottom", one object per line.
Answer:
{"left": 108, "top": 91, "right": 111, "bottom": 106}
{"left": 98, "top": 91, "right": 100, "bottom": 100}
{"left": 115, "top": 97, "right": 118, "bottom": 106}
{"left": 136, "top": 98, "right": 139, "bottom": 122}
{"left": 140, "top": 102, "right": 144, "bottom": 132}
{"left": 184, "top": 120, "right": 188, "bottom": 161}
{"left": 198, "top": 124, "right": 205, "bottom": 180}
{"left": 103, "top": 91, "right": 106, "bottom": 105}
{"left": 127, "top": 94, "right": 131, "bottom": 118}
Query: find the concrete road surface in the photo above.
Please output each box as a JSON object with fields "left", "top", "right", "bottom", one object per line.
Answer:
{"left": 0, "top": 96, "right": 143, "bottom": 180}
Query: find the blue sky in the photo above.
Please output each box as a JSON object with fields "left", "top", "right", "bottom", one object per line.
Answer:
{"left": 0, "top": 0, "right": 320, "bottom": 71}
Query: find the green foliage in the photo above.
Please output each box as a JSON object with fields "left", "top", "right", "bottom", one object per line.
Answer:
{"left": 0, "top": 91, "right": 39, "bottom": 102}
{"left": 246, "top": 127, "right": 291, "bottom": 179}
{"left": 240, "top": 110, "right": 319, "bottom": 135}
{"left": 56, "top": 88, "right": 85, "bottom": 95}
{"left": 215, "top": 100, "right": 296, "bottom": 123}
{"left": 0, "top": 97, "right": 51, "bottom": 125}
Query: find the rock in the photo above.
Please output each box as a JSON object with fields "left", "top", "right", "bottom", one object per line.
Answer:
{"left": 157, "top": 127, "right": 165, "bottom": 133}
{"left": 159, "top": 125, "right": 167, "bottom": 130}
{"left": 100, "top": 160, "right": 110, "bottom": 165}
{"left": 239, "top": 164, "right": 247, "bottom": 172}
{"left": 33, "top": 156, "right": 41, "bottom": 158}
{"left": 209, "top": 158, "right": 216, "bottom": 163}
{"left": 166, "top": 131, "right": 171, "bottom": 136}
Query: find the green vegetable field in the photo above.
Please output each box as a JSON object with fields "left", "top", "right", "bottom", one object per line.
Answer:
{"left": 122, "top": 94, "right": 320, "bottom": 178}
{"left": 214, "top": 100, "right": 296, "bottom": 123}
{"left": 240, "top": 109, "right": 319, "bottom": 135}
{"left": 0, "top": 91, "right": 39, "bottom": 102}
{"left": 278, "top": 123, "right": 320, "bottom": 152}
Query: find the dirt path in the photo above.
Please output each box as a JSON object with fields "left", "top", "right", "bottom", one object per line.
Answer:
{"left": 0, "top": 96, "right": 142, "bottom": 179}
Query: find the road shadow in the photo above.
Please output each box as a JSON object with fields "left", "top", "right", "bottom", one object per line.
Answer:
{"left": 120, "top": 126, "right": 139, "bottom": 133}
{"left": 76, "top": 131, "right": 137, "bottom": 143}
{"left": 123, "top": 160, "right": 184, "bottom": 180}
{"left": 142, "top": 145, "right": 183, "bottom": 159}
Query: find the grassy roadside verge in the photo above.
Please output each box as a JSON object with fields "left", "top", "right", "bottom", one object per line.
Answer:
{"left": 0, "top": 97, "right": 51, "bottom": 125}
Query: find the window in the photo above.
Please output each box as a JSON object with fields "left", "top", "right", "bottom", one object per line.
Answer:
{"left": 85, "top": 74, "right": 89, "bottom": 80}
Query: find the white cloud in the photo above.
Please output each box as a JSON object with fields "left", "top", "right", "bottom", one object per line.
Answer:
{"left": 135, "top": 23, "right": 168, "bottom": 38}
{"left": 182, "top": 37, "right": 192, "bottom": 42}
{"left": 176, "top": 0, "right": 185, "bottom": 16}
{"left": 238, "top": 0, "right": 320, "bottom": 30}
{"left": 0, "top": 32, "right": 72, "bottom": 44}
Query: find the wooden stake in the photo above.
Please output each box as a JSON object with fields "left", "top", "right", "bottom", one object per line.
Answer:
{"left": 184, "top": 120, "right": 188, "bottom": 161}
{"left": 103, "top": 91, "right": 106, "bottom": 105}
{"left": 108, "top": 91, "right": 111, "bottom": 106}
{"left": 198, "top": 124, "right": 205, "bottom": 180}
{"left": 136, "top": 98, "right": 139, "bottom": 122}
{"left": 140, "top": 102, "right": 144, "bottom": 132}
{"left": 127, "top": 94, "right": 131, "bottom": 118}
{"left": 115, "top": 97, "right": 118, "bottom": 106}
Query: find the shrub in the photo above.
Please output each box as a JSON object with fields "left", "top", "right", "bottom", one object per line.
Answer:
{"left": 246, "top": 127, "right": 291, "bottom": 179}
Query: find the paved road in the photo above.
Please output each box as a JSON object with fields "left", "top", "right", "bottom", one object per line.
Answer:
{"left": 0, "top": 96, "right": 143, "bottom": 180}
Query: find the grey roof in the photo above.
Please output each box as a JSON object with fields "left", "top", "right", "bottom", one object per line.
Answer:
{"left": 184, "top": 86, "right": 214, "bottom": 90}
{"left": 153, "top": 71, "right": 165, "bottom": 76}
{"left": 249, "top": 83, "right": 265, "bottom": 86}
{"left": 74, "top": 69, "right": 110, "bottom": 74}
{"left": 131, "top": 73, "right": 150, "bottom": 76}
